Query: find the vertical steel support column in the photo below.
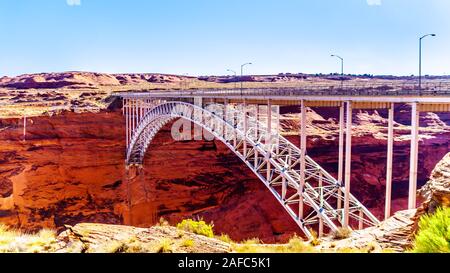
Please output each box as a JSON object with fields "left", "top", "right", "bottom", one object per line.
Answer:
{"left": 344, "top": 101, "right": 352, "bottom": 228}
{"left": 125, "top": 99, "right": 129, "bottom": 148}
{"left": 276, "top": 105, "right": 280, "bottom": 154}
{"left": 299, "top": 100, "right": 307, "bottom": 220}
{"left": 385, "top": 103, "right": 395, "bottom": 219}
{"left": 408, "top": 102, "right": 420, "bottom": 209}
{"left": 194, "top": 97, "right": 203, "bottom": 140}
{"left": 255, "top": 105, "right": 260, "bottom": 140}
{"left": 267, "top": 100, "right": 272, "bottom": 150}
{"left": 337, "top": 102, "right": 345, "bottom": 210}
{"left": 358, "top": 210, "right": 364, "bottom": 230}
{"left": 223, "top": 99, "right": 228, "bottom": 141}
{"left": 131, "top": 99, "right": 135, "bottom": 138}
{"left": 266, "top": 100, "right": 272, "bottom": 181}
{"left": 137, "top": 99, "right": 141, "bottom": 123}
{"left": 140, "top": 99, "right": 143, "bottom": 121}
{"left": 243, "top": 100, "right": 248, "bottom": 157}
{"left": 254, "top": 105, "right": 259, "bottom": 169}
{"left": 130, "top": 99, "right": 133, "bottom": 144}
{"left": 233, "top": 108, "right": 237, "bottom": 148}
{"left": 318, "top": 173, "right": 324, "bottom": 238}
{"left": 134, "top": 99, "right": 138, "bottom": 133}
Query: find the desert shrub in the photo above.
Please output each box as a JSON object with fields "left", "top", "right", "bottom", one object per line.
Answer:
{"left": 217, "top": 234, "right": 233, "bottom": 244}
{"left": 308, "top": 229, "right": 321, "bottom": 246}
{"left": 103, "top": 241, "right": 129, "bottom": 253}
{"left": 176, "top": 219, "right": 214, "bottom": 238}
{"left": 412, "top": 207, "right": 450, "bottom": 253}
{"left": 156, "top": 239, "right": 173, "bottom": 253}
{"left": 332, "top": 227, "right": 352, "bottom": 240}
{"left": 181, "top": 238, "right": 195, "bottom": 248}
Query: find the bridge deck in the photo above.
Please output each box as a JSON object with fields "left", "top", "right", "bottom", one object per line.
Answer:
{"left": 117, "top": 89, "right": 450, "bottom": 111}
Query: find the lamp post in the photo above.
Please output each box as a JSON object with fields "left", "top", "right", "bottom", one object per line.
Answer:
{"left": 419, "top": 34, "right": 436, "bottom": 92}
{"left": 331, "top": 54, "right": 344, "bottom": 76}
{"left": 227, "top": 69, "right": 237, "bottom": 89}
{"left": 240, "top": 62, "right": 252, "bottom": 95}
{"left": 331, "top": 54, "right": 344, "bottom": 89}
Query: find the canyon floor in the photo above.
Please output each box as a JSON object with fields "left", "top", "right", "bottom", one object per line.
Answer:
{"left": 0, "top": 72, "right": 449, "bottom": 251}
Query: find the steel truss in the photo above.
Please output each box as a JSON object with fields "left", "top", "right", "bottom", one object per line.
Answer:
{"left": 124, "top": 100, "right": 380, "bottom": 239}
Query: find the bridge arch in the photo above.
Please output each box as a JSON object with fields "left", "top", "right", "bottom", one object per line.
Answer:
{"left": 125, "top": 100, "right": 380, "bottom": 238}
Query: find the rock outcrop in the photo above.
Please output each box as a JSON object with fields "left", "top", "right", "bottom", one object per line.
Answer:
{"left": 418, "top": 152, "right": 450, "bottom": 213}
{"left": 56, "top": 223, "right": 231, "bottom": 253}
{"left": 318, "top": 209, "right": 417, "bottom": 252}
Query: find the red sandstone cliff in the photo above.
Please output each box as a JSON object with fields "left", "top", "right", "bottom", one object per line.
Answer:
{"left": 0, "top": 101, "right": 449, "bottom": 243}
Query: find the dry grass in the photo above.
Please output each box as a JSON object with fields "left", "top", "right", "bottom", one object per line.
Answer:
{"left": 0, "top": 224, "right": 58, "bottom": 253}
{"left": 232, "top": 236, "right": 316, "bottom": 253}
{"left": 331, "top": 227, "right": 352, "bottom": 240}
{"left": 216, "top": 234, "right": 234, "bottom": 244}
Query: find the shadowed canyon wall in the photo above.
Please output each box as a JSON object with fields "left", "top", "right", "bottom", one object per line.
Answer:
{"left": 0, "top": 105, "right": 449, "bottom": 243}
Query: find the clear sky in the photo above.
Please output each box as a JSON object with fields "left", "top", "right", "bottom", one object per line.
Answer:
{"left": 1, "top": 0, "right": 449, "bottom": 77}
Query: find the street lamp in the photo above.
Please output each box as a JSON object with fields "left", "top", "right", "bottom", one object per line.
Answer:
{"left": 227, "top": 69, "right": 237, "bottom": 89}
{"left": 331, "top": 54, "right": 344, "bottom": 76}
{"left": 240, "top": 62, "right": 253, "bottom": 94}
{"left": 419, "top": 34, "right": 436, "bottom": 92}
{"left": 331, "top": 54, "right": 344, "bottom": 89}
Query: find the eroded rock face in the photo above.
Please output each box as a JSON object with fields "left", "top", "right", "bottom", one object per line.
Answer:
{"left": 0, "top": 110, "right": 128, "bottom": 231}
{"left": 419, "top": 153, "right": 450, "bottom": 213}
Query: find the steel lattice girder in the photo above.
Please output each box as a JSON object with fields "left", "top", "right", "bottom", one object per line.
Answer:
{"left": 124, "top": 100, "right": 380, "bottom": 239}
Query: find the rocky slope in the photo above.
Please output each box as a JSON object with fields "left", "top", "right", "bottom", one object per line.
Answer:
{"left": 56, "top": 223, "right": 230, "bottom": 253}
{"left": 0, "top": 72, "right": 190, "bottom": 90}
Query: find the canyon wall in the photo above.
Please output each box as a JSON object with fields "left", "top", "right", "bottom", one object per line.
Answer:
{"left": 0, "top": 104, "right": 449, "bottom": 243}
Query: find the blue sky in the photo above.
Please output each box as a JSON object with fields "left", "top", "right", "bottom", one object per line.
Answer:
{"left": 0, "top": 0, "right": 449, "bottom": 76}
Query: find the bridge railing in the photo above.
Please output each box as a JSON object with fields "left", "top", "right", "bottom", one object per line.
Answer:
{"left": 143, "top": 80, "right": 450, "bottom": 97}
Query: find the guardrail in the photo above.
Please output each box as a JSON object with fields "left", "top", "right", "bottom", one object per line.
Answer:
{"left": 142, "top": 81, "right": 450, "bottom": 97}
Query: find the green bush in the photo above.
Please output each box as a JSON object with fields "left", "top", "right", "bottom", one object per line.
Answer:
{"left": 412, "top": 207, "right": 450, "bottom": 253}
{"left": 176, "top": 219, "right": 214, "bottom": 238}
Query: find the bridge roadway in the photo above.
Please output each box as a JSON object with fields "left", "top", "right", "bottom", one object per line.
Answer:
{"left": 116, "top": 88, "right": 450, "bottom": 239}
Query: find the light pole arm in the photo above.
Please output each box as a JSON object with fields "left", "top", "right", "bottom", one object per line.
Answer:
{"left": 331, "top": 55, "right": 344, "bottom": 76}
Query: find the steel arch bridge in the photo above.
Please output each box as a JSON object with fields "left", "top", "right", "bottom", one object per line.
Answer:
{"left": 124, "top": 100, "right": 380, "bottom": 239}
